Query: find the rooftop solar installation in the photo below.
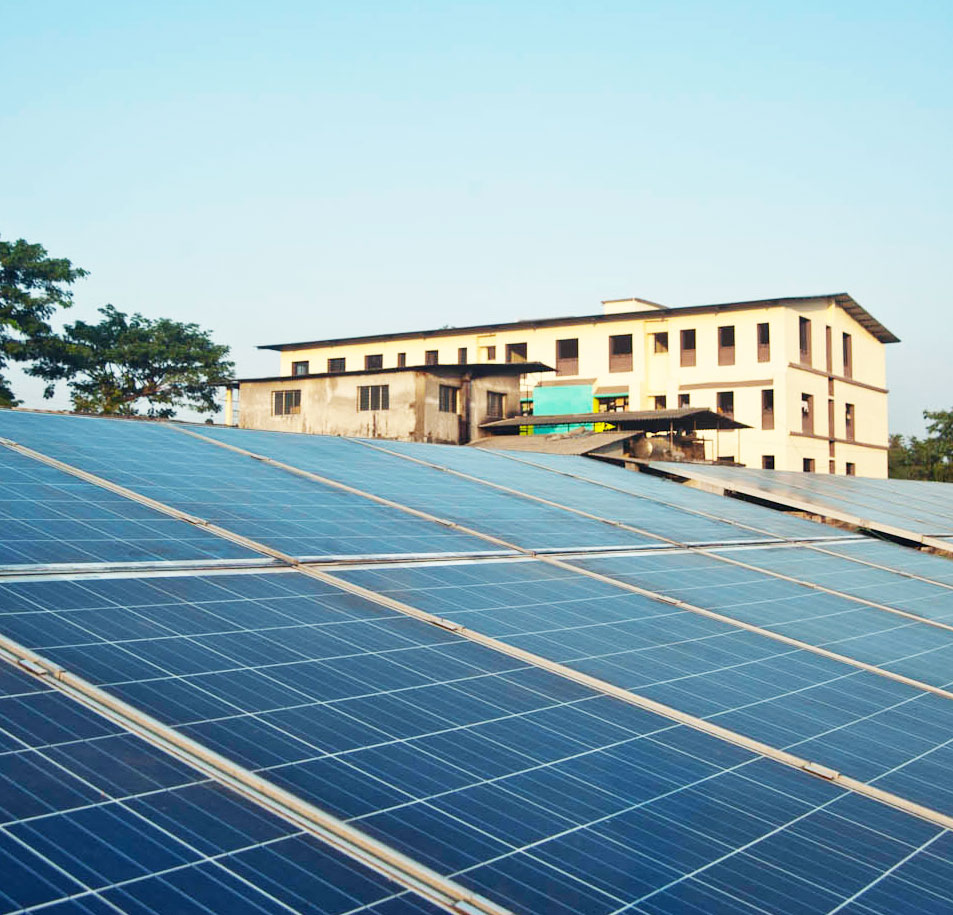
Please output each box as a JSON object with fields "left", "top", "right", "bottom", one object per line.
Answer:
{"left": 0, "top": 655, "right": 440, "bottom": 914}
{"left": 337, "top": 557, "right": 953, "bottom": 818}
{"left": 0, "top": 446, "right": 259, "bottom": 570}
{"left": 651, "top": 460, "right": 953, "bottom": 551}
{"left": 3, "top": 408, "right": 953, "bottom": 913}
{"left": 475, "top": 448, "right": 858, "bottom": 542}
{"left": 194, "top": 424, "right": 851, "bottom": 547}
{"left": 5, "top": 567, "right": 953, "bottom": 914}
{"left": 0, "top": 413, "right": 499, "bottom": 561}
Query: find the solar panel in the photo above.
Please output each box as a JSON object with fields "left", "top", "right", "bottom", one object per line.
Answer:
{"left": 0, "top": 413, "right": 498, "bottom": 561}
{"left": 177, "top": 423, "right": 662, "bottom": 552}
{"left": 568, "top": 550, "right": 953, "bottom": 692}
{"left": 194, "top": 427, "right": 778, "bottom": 547}
{"left": 0, "top": 445, "right": 259, "bottom": 569}
{"left": 336, "top": 557, "right": 953, "bottom": 817}
{"left": 4, "top": 567, "right": 953, "bottom": 913}
{"left": 0, "top": 657, "right": 438, "bottom": 914}
{"left": 651, "top": 460, "right": 953, "bottom": 545}
{"left": 706, "top": 543, "right": 953, "bottom": 626}
{"left": 824, "top": 539, "right": 953, "bottom": 586}
{"left": 479, "top": 448, "right": 858, "bottom": 541}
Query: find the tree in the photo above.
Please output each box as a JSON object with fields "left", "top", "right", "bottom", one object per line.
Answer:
{"left": 57, "top": 305, "right": 234, "bottom": 418}
{"left": 0, "top": 236, "right": 87, "bottom": 406}
{"left": 888, "top": 410, "right": 953, "bottom": 482}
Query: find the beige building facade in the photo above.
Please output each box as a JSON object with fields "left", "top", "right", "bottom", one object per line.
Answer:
{"left": 260, "top": 293, "right": 899, "bottom": 476}
{"left": 230, "top": 364, "right": 534, "bottom": 445}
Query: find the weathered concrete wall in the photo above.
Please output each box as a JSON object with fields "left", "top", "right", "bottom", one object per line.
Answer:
{"left": 238, "top": 371, "right": 520, "bottom": 444}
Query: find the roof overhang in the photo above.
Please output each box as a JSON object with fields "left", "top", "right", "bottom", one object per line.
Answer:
{"left": 480, "top": 407, "right": 749, "bottom": 433}
{"left": 221, "top": 362, "right": 553, "bottom": 386}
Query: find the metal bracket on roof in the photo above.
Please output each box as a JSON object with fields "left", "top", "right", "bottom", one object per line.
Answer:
{"left": 432, "top": 618, "right": 464, "bottom": 632}
{"left": 18, "top": 658, "right": 50, "bottom": 676}
{"left": 802, "top": 761, "right": 840, "bottom": 781}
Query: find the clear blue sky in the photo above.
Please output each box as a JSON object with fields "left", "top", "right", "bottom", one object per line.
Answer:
{"left": 3, "top": 1, "right": 950, "bottom": 434}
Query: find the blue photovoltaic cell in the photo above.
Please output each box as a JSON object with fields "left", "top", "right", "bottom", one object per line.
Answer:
{"left": 467, "top": 447, "right": 856, "bottom": 542}
{"left": 709, "top": 544, "right": 953, "bottom": 626}
{"left": 338, "top": 558, "right": 953, "bottom": 820}
{"left": 4, "top": 569, "right": 953, "bottom": 914}
{"left": 824, "top": 538, "right": 953, "bottom": 586}
{"left": 651, "top": 460, "right": 953, "bottom": 537}
{"left": 360, "top": 438, "right": 785, "bottom": 545}
{"left": 0, "top": 657, "right": 436, "bottom": 914}
{"left": 569, "top": 549, "right": 953, "bottom": 692}
{"left": 195, "top": 423, "right": 841, "bottom": 548}
{"left": 0, "top": 446, "right": 258, "bottom": 568}
{"left": 0, "top": 412, "right": 496, "bottom": 560}
{"left": 187, "top": 423, "right": 659, "bottom": 552}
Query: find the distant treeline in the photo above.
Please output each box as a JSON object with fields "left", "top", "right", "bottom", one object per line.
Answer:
{"left": 889, "top": 410, "right": 953, "bottom": 481}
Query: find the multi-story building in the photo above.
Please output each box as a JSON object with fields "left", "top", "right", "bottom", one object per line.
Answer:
{"left": 260, "top": 292, "right": 899, "bottom": 476}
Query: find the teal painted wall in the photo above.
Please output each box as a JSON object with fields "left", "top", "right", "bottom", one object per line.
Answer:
{"left": 530, "top": 383, "right": 594, "bottom": 434}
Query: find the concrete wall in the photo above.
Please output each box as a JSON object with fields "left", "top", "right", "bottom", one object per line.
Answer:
{"left": 238, "top": 371, "right": 521, "bottom": 444}
{"left": 273, "top": 297, "right": 893, "bottom": 475}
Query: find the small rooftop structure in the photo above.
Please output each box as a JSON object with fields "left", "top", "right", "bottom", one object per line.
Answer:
{"left": 479, "top": 407, "right": 749, "bottom": 433}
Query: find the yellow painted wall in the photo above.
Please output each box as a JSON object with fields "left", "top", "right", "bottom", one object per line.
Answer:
{"left": 273, "top": 297, "right": 892, "bottom": 475}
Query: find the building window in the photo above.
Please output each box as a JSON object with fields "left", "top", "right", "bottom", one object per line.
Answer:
{"left": 716, "top": 391, "right": 734, "bottom": 419}
{"left": 438, "top": 384, "right": 458, "bottom": 413}
{"left": 718, "top": 325, "right": 735, "bottom": 365}
{"left": 358, "top": 385, "right": 389, "bottom": 411}
{"left": 680, "top": 329, "right": 696, "bottom": 367}
{"left": 803, "top": 457, "right": 815, "bottom": 472}
{"left": 843, "top": 333, "right": 853, "bottom": 378}
{"left": 653, "top": 395, "right": 667, "bottom": 410}
{"left": 457, "top": 347, "right": 467, "bottom": 364}
{"left": 757, "top": 323, "right": 770, "bottom": 362}
{"left": 480, "top": 345, "right": 496, "bottom": 361}
{"left": 761, "top": 389, "right": 774, "bottom": 430}
{"left": 555, "top": 338, "right": 579, "bottom": 375}
{"left": 678, "top": 393, "right": 690, "bottom": 407}
{"left": 801, "top": 393, "right": 814, "bottom": 434}
{"left": 829, "top": 459, "right": 836, "bottom": 474}
{"left": 397, "top": 352, "right": 406, "bottom": 367}
{"left": 846, "top": 462, "right": 856, "bottom": 476}
{"left": 845, "top": 403, "right": 855, "bottom": 441}
{"left": 608, "top": 334, "right": 633, "bottom": 372}
{"left": 272, "top": 390, "right": 301, "bottom": 416}
{"left": 291, "top": 360, "right": 309, "bottom": 376}
{"left": 597, "top": 395, "right": 629, "bottom": 413}
{"left": 365, "top": 354, "right": 383, "bottom": 370}
{"left": 327, "top": 357, "right": 346, "bottom": 373}
{"left": 520, "top": 399, "right": 533, "bottom": 416}
{"left": 762, "top": 455, "right": 775, "bottom": 469}
{"left": 425, "top": 350, "right": 438, "bottom": 366}
{"left": 486, "top": 391, "right": 505, "bottom": 419}
{"left": 652, "top": 332, "right": 669, "bottom": 354}
{"left": 506, "top": 342, "right": 527, "bottom": 363}
{"left": 799, "top": 317, "right": 812, "bottom": 365}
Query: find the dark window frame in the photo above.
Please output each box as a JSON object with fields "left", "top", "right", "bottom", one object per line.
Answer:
{"left": 718, "top": 325, "right": 735, "bottom": 365}
{"left": 757, "top": 323, "right": 770, "bottom": 362}
{"left": 680, "top": 329, "right": 696, "bottom": 367}
{"left": 364, "top": 354, "right": 383, "bottom": 371}
{"left": 272, "top": 389, "right": 302, "bottom": 416}
{"left": 608, "top": 334, "right": 633, "bottom": 372}
{"left": 358, "top": 384, "right": 389, "bottom": 412}
{"left": 486, "top": 391, "right": 506, "bottom": 419}
{"left": 761, "top": 388, "right": 775, "bottom": 430}
{"left": 327, "top": 357, "right": 346, "bottom": 373}
{"left": 291, "top": 360, "right": 310, "bottom": 377}
{"left": 555, "top": 338, "right": 579, "bottom": 376}
{"left": 506, "top": 342, "right": 528, "bottom": 363}
{"left": 438, "top": 384, "right": 459, "bottom": 413}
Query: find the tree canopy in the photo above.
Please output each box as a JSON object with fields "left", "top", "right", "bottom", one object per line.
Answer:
{"left": 0, "top": 236, "right": 87, "bottom": 406}
{"left": 889, "top": 409, "right": 953, "bottom": 481}
{"left": 56, "top": 305, "right": 234, "bottom": 418}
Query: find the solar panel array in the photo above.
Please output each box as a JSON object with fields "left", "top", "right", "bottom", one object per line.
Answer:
{"left": 3, "top": 410, "right": 953, "bottom": 914}
{"left": 650, "top": 459, "right": 953, "bottom": 550}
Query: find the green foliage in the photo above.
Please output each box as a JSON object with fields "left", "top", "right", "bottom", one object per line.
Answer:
{"left": 0, "top": 236, "right": 87, "bottom": 406}
{"left": 889, "top": 409, "right": 953, "bottom": 481}
{"left": 58, "top": 305, "right": 234, "bottom": 418}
